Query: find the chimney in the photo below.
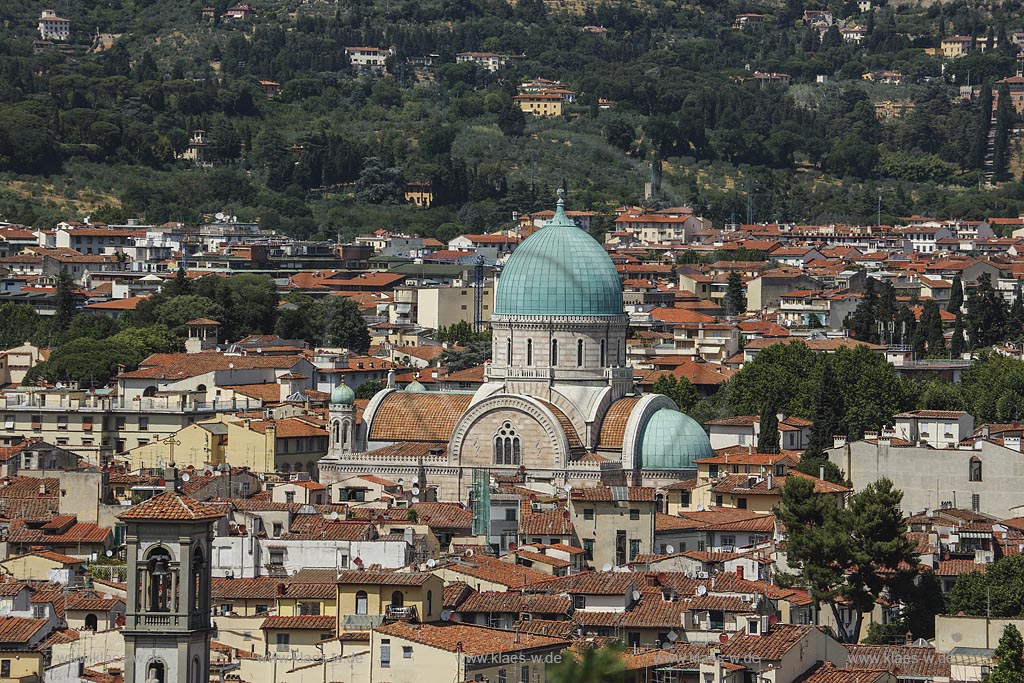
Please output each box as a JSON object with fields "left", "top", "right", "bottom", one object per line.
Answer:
{"left": 819, "top": 465, "right": 825, "bottom": 480}
{"left": 832, "top": 435, "right": 847, "bottom": 449}
{"left": 1006, "top": 436, "right": 1022, "bottom": 452}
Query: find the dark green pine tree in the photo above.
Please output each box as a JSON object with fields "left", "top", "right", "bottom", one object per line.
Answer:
{"left": 951, "top": 312, "right": 966, "bottom": 356}
{"left": 970, "top": 84, "right": 992, "bottom": 171}
{"left": 966, "top": 273, "right": 1008, "bottom": 348}
{"left": 757, "top": 392, "right": 780, "bottom": 455}
{"left": 990, "top": 624, "right": 1024, "bottom": 683}
{"left": 947, "top": 274, "right": 964, "bottom": 313}
{"left": 845, "top": 278, "right": 881, "bottom": 343}
{"left": 723, "top": 271, "right": 746, "bottom": 316}
{"left": 803, "top": 358, "right": 844, "bottom": 459}
{"left": 993, "top": 84, "right": 1014, "bottom": 182}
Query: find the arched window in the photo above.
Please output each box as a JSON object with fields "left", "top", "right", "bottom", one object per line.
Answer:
{"left": 195, "top": 384, "right": 207, "bottom": 396}
{"left": 600, "top": 338, "right": 607, "bottom": 367}
{"left": 507, "top": 337, "right": 512, "bottom": 364}
{"left": 142, "top": 386, "right": 157, "bottom": 397}
{"left": 192, "top": 546, "right": 205, "bottom": 614}
{"left": 145, "top": 548, "right": 172, "bottom": 613}
{"left": 333, "top": 420, "right": 340, "bottom": 445}
{"left": 577, "top": 339, "right": 584, "bottom": 367}
{"left": 84, "top": 613, "right": 98, "bottom": 630}
{"left": 426, "top": 590, "right": 433, "bottom": 617}
{"left": 391, "top": 591, "right": 404, "bottom": 608}
{"left": 494, "top": 422, "right": 521, "bottom": 466}
{"left": 355, "top": 590, "right": 368, "bottom": 615}
{"left": 146, "top": 660, "right": 166, "bottom": 683}
{"left": 969, "top": 457, "right": 983, "bottom": 482}
{"left": 550, "top": 338, "right": 558, "bottom": 367}
{"left": 526, "top": 339, "right": 533, "bottom": 366}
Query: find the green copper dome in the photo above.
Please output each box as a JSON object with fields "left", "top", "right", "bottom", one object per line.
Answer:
{"left": 639, "top": 408, "right": 712, "bottom": 470}
{"left": 495, "top": 192, "right": 623, "bottom": 317}
{"left": 405, "top": 380, "right": 427, "bottom": 393}
{"left": 330, "top": 382, "right": 355, "bottom": 405}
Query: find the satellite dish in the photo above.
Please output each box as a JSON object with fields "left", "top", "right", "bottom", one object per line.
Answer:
{"left": 768, "top": 615, "right": 779, "bottom": 626}
{"left": 412, "top": 496, "right": 420, "bottom": 503}
{"left": 103, "top": 593, "right": 113, "bottom": 600}
{"left": 601, "top": 563, "right": 613, "bottom": 572}
{"left": 696, "top": 505, "right": 705, "bottom": 512}
{"left": 228, "top": 362, "right": 234, "bottom": 369}
{"left": 564, "top": 484, "right": 572, "bottom": 493}
{"left": 440, "top": 610, "right": 451, "bottom": 621}
{"left": 105, "top": 550, "right": 113, "bottom": 557}
{"left": 719, "top": 633, "right": 730, "bottom": 644}
{"left": 426, "top": 559, "right": 436, "bottom": 568}
{"left": 353, "top": 557, "right": 363, "bottom": 566}
{"left": 0, "top": 607, "right": 9, "bottom": 617}
{"left": 216, "top": 212, "right": 225, "bottom": 221}
{"left": 667, "top": 631, "right": 678, "bottom": 642}
{"left": 508, "top": 542, "right": 518, "bottom": 552}
{"left": 181, "top": 473, "right": 191, "bottom": 482}
{"left": 661, "top": 641, "right": 672, "bottom": 650}
{"left": 665, "top": 545, "right": 675, "bottom": 554}
{"left": 205, "top": 470, "right": 213, "bottom": 477}
{"left": 465, "top": 549, "right": 474, "bottom": 557}
{"left": 411, "top": 487, "right": 420, "bottom": 496}
{"left": 631, "top": 590, "right": 641, "bottom": 601}
{"left": 330, "top": 511, "right": 339, "bottom": 521}
{"left": 696, "top": 585, "right": 708, "bottom": 597}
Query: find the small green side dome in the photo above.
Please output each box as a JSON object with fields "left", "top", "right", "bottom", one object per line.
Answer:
{"left": 405, "top": 380, "right": 427, "bottom": 393}
{"left": 494, "top": 191, "right": 623, "bottom": 317}
{"left": 330, "top": 383, "right": 355, "bottom": 405}
{"left": 639, "top": 408, "right": 712, "bottom": 470}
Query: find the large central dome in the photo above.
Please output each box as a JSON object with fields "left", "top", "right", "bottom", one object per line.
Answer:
{"left": 494, "top": 192, "right": 623, "bottom": 317}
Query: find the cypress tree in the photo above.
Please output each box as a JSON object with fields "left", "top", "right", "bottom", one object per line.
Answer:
{"left": 757, "top": 392, "right": 781, "bottom": 454}
{"left": 951, "top": 312, "right": 966, "bottom": 356}
{"left": 947, "top": 274, "right": 964, "bottom": 313}
{"left": 922, "top": 299, "right": 946, "bottom": 356}
{"left": 971, "top": 84, "right": 992, "bottom": 171}
{"left": 993, "top": 84, "right": 1013, "bottom": 182}
{"left": 990, "top": 624, "right": 1024, "bottom": 683}
{"left": 804, "top": 358, "right": 844, "bottom": 459}
{"left": 723, "top": 271, "right": 746, "bottom": 316}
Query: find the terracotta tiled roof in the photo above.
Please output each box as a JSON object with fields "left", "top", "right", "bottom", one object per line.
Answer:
{"left": 514, "top": 618, "right": 578, "bottom": 638}
{"left": 720, "top": 624, "right": 818, "bottom": 661}
{"left": 261, "top": 615, "right": 336, "bottom": 631}
{"left": 710, "top": 472, "right": 849, "bottom": 495}
{"left": 279, "top": 516, "right": 374, "bottom": 541}
{"left": 346, "top": 502, "right": 472, "bottom": 529}
{"left": 119, "top": 491, "right": 225, "bottom": 521}
{"left": 368, "top": 392, "right": 473, "bottom": 442}
{"left": 374, "top": 621, "right": 569, "bottom": 656}
{"left": 66, "top": 595, "right": 124, "bottom": 611}
{"left": 119, "top": 351, "right": 305, "bottom": 380}
{"left": 933, "top": 559, "right": 986, "bottom": 576}
{"left": 335, "top": 570, "right": 434, "bottom": 586}
{"left": 536, "top": 399, "right": 583, "bottom": 449}
{"left": 598, "top": 397, "right": 641, "bottom": 449}
{"left": 8, "top": 518, "right": 112, "bottom": 545}
{"left": 797, "top": 664, "right": 891, "bottom": 683}
{"left": 696, "top": 450, "right": 801, "bottom": 466}
{"left": 690, "top": 594, "right": 754, "bottom": 612}
{"left": 570, "top": 486, "right": 656, "bottom": 502}
{"left": 0, "top": 617, "right": 48, "bottom": 644}
{"left": 456, "top": 592, "right": 571, "bottom": 615}
{"left": 355, "top": 442, "right": 448, "bottom": 459}
{"left": 443, "top": 582, "right": 474, "bottom": 609}
{"left": 519, "top": 501, "right": 573, "bottom": 536}
{"left": 439, "top": 555, "right": 553, "bottom": 590}
{"left": 844, "top": 645, "right": 951, "bottom": 678}
{"left": 618, "top": 596, "right": 687, "bottom": 628}
{"left": 6, "top": 550, "right": 83, "bottom": 565}
{"left": 514, "top": 549, "right": 570, "bottom": 568}
{"left": 531, "top": 572, "right": 635, "bottom": 595}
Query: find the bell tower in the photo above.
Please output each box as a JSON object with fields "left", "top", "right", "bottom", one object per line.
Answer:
{"left": 119, "top": 467, "right": 224, "bottom": 683}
